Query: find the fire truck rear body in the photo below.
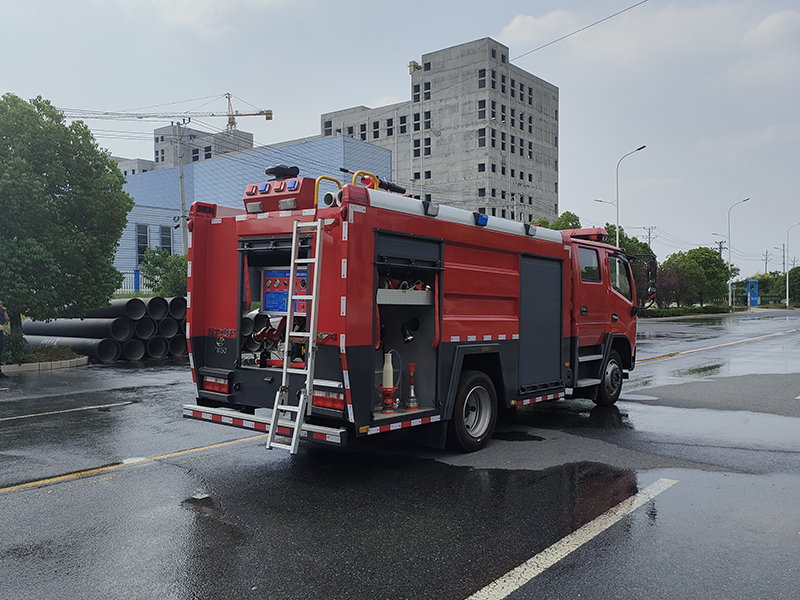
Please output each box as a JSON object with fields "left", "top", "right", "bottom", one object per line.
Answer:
{"left": 184, "top": 171, "right": 637, "bottom": 452}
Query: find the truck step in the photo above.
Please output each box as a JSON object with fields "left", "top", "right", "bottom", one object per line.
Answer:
{"left": 182, "top": 404, "right": 347, "bottom": 446}
{"left": 578, "top": 354, "right": 603, "bottom": 362}
{"left": 575, "top": 378, "right": 602, "bottom": 388}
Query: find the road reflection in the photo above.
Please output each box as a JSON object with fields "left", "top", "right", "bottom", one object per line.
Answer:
{"left": 179, "top": 451, "right": 637, "bottom": 600}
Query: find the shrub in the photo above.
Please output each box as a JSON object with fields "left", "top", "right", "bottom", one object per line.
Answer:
{"left": 32, "top": 345, "right": 79, "bottom": 362}
{"left": 2, "top": 334, "right": 34, "bottom": 364}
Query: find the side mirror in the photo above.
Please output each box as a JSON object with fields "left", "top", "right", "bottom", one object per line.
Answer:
{"left": 647, "top": 260, "right": 658, "bottom": 283}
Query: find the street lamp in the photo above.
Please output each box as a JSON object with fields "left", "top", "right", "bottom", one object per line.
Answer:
{"left": 614, "top": 145, "right": 646, "bottom": 248}
{"left": 727, "top": 198, "right": 750, "bottom": 307}
{"left": 787, "top": 222, "right": 800, "bottom": 307}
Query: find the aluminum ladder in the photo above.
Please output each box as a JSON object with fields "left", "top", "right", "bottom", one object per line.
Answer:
{"left": 266, "top": 219, "right": 324, "bottom": 454}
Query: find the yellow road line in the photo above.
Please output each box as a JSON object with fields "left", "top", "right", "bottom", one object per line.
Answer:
{"left": 0, "top": 434, "right": 269, "bottom": 494}
{"left": 0, "top": 402, "right": 133, "bottom": 422}
{"left": 638, "top": 328, "right": 800, "bottom": 364}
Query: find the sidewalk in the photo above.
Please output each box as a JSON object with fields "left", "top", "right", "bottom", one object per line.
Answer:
{"left": 2, "top": 356, "right": 89, "bottom": 374}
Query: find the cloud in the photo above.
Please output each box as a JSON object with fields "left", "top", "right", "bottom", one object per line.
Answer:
{"left": 744, "top": 9, "right": 800, "bottom": 48}
{"left": 697, "top": 121, "right": 800, "bottom": 152}
{"left": 93, "top": 0, "right": 281, "bottom": 39}
{"left": 499, "top": 11, "right": 579, "bottom": 48}
{"left": 500, "top": 3, "right": 747, "bottom": 67}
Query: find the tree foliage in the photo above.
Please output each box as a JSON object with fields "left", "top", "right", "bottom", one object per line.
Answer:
{"left": 685, "top": 247, "right": 730, "bottom": 305}
{"left": 657, "top": 251, "right": 706, "bottom": 307}
{"left": 140, "top": 247, "right": 188, "bottom": 298}
{"left": 533, "top": 211, "right": 582, "bottom": 230}
{"left": 0, "top": 94, "right": 133, "bottom": 335}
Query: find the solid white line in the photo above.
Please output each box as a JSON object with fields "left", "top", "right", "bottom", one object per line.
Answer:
{"left": 0, "top": 402, "right": 132, "bottom": 422}
{"left": 466, "top": 477, "right": 679, "bottom": 600}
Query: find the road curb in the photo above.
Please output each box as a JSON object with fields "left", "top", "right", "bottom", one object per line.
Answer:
{"left": 2, "top": 356, "right": 89, "bottom": 374}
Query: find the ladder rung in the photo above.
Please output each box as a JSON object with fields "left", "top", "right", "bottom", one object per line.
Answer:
{"left": 289, "top": 331, "right": 311, "bottom": 338}
{"left": 275, "top": 404, "right": 301, "bottom": 412}
{"left": 277, "top": 418, "right": 300, "bottom": 428}
{"left": 269, "top": 442, "right": 294, "bottom": 451}
{"left": 287, "top": 367, "right": 309, "bottom": 375}
{"left": 295, "top": 223, "right": 320, "bottom": 231}
{"left": 294, "top": 258, "right": 317, "bottom": 264}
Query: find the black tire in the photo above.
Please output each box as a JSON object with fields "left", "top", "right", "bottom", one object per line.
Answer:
{"left": 595, "top": 350, "right": 623, "bottom": 406}
{"left": 447, "top": 370, "right": 497, "bottom": 452}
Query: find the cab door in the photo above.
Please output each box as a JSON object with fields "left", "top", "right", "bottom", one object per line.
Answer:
{"left": 607, "top": 252, "right": 637, "bottom": 342}
{"left": 573, "top": 245, "right": 607, "bottom": 347}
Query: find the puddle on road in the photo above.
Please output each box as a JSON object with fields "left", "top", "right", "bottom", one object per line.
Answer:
{"left": 180, "top": 452, "right": 642, "bottom": 599}
{"left": 617, "top": 401, "right": 800, "bottom": 453}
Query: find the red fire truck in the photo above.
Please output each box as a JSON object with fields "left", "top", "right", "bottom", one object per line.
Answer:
{"left": 183, "top": 166, "right": 641, "bottom": 453}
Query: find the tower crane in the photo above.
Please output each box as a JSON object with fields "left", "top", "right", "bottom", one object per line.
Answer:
{"left": 60, "top": 93, "right": 272, "bottom": 131}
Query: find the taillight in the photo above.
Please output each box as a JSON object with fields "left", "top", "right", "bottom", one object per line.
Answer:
{"left": 312, "top": 392, "right": 345, "bottom": 411}
{"left": 203, "top": 375, "right": 230, "bottom": 394}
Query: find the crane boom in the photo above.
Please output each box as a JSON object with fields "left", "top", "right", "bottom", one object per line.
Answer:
{"left": 60, "top": 93, "right": 272, "bottom": 131}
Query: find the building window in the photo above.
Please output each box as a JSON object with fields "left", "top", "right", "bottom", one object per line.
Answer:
{"left": 160, "top": 225, "right": 172, "bottom": 254}
{"left": 478, "top": 69, "right": 486, "bottom": 89}
{"left": 361, "top": 132, "right": 367, "bottom": 141}
{"left": 491, "top": 129, "right": 496, "bottom": 148}
{"left": 501, "top": 209, "right": 506, "bottom": 218}
{"left": 478, "top": 163, "right": 486, "bottom": 172}
{"left": 479, "top": 207, "right": 486, "bottom": 214}
{"left": 413, "top": 113, "right": 420, "bottom": 131}
{"left": 478, "top": 99, "right": 486, "bottom": 120}
{"left": 491, "top": 70, "right": 496, "bottom": 89}
{"left": 347, "top": 126, "right": 354, "bottom": 136}
{"left": 491, "top": 163, "right": 496, "bottom": 173}
{"left": 424, "top": 110, "right": 431, "bottom": 130}
{"left": 424, "top": 170, "right": 431, "bottom": 179}
{"left": 324, "top": 120, "right": 332, "bottom": 136}
{"left": 414, "top": 172, "right": 421, "bottom": 179}
{"left": 425, "top": 194, "right": 432, "bottom": 201}
{"left": 192, "top": 148, "right": 199, "bottom": 162}
{"left": 399, "top": 115, "right": 407, "bottom": 134}
{"left": 492, "top": 207, "right": 497, "bottom": 216}
{"left": 424, "top": 81, "right": 431, "bottom": 100}
{"left": 424, "top": 62, "right": 431, "bottom": 71}
{"left": 478, "top": 188, "right": 486, "bottom": 197}
{"left": 204, "top": 146, "right": 212, "bottom": 160}
{"left": 136, "top": 224, "right": 148, "bottom": 265}
{"left": 491, "top": 189, "right": 496, "bottom": 197}
{"left": 413, "top": 139, "right": 421, "bottom": 157}
{"left": 501, "top": 53, "right": 506, "bottom": 63}
{"left": 413, "top": 84, "right": 420, "bottom": 103}
{"left": 423, "top": 137, "right": 431, "bottom": 156}
{"left": 478, "top": 128, "right": 486, "bottom": 148}
{"left": 492, "top": 48, "right": 496, "bottom": 59}
{"left": 511, "top": 169, "right": 515, "bottom": 178}
{"left": 501, "top": 191, "right": 506, "bottom": 200}
{"left": 501, "top": 165, "right": 506, "bottom": 175}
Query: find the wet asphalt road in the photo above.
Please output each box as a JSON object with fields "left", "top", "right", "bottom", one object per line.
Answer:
{"left": 1, "top": 310, "right": 800, "bottom": 599}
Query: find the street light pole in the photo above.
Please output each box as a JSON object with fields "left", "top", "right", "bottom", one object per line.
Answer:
{"left": 727, "top": 198, "right": 750, "bottom": 307}
{"left": 615, "top": 145, "right": 646, "bottom": 248}
{"left": 787, "top": 222, "right": 800, "bottom": 307}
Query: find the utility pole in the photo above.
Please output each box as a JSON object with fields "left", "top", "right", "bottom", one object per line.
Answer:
{"left": 763, "top": 250, "right": 771, "bottom": 274}
{"left": 715, "top": 240, "right": 726, "bottom": 257}
{"left": 175, "top": 120, "right": 189, "bottom": 256}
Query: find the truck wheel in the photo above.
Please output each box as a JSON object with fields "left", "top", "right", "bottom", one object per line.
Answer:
{"left": 595, "top": 350, "right": 623, "bottom": 406}
{"left": 447, "top": 370, "right": 497, "bottom": 452}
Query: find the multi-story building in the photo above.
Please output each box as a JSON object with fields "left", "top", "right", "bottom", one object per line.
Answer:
{"left": 152, "top": 124, "right": 254, "bottom": 169}
{"left": 320, "top": 38, "right": 559, "bottom": 223}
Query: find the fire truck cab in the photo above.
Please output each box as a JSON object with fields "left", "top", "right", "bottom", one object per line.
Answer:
{"left": 183, "top": 168, "right": 638, "bottom": 453}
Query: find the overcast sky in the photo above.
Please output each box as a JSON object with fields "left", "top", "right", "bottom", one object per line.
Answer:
{"left": 2, "top": 0, "right": 798, "bottom": 277}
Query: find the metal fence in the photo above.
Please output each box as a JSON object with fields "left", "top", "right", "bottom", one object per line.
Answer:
{"left": 116, "top": 270, "right": 154, "bottom": 295}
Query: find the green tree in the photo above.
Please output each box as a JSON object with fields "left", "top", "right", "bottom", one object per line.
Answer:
{"left": 658, "top": 251, "right": 705, "bottom": 307}
{"left": 533, "top": 211, "right": 581, "bottom": 230}
{"left": 686, "top": 247, "right": 730, "bottom": 305}
{"left": 140, "top": 247, "right": 188, "bottom": 297}
{"left": 0, "top": 94, "right": 134, "bottom": 335}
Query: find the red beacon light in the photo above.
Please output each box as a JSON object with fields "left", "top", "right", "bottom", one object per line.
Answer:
{"left": 564, "top": 228, "right": 609, "bottom": 243}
